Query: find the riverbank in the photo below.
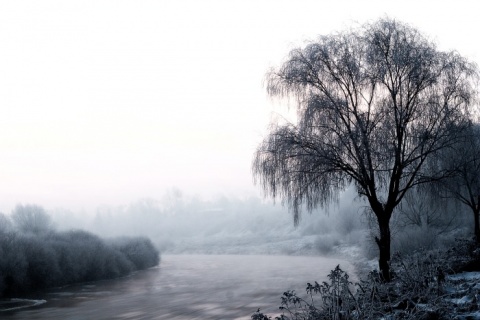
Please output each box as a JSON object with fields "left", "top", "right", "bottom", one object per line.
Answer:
{"left": 254, "top": 239, "right": 480, "bottom": 319}
{"left": 0, "top": 299, "right": 46, "bottom": 312}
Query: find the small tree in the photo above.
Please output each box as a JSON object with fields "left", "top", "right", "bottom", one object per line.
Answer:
{"left": 253, "top": 18, "right": 477, "bottom": 281}
{"left": 11, "top": 204, "right": 53, "bottom": 235}
{"left": 395, "top": 188, "right": 459, "bottom": 233}
{"left": 434, "top": 125, "right": 480, "bottom": 242}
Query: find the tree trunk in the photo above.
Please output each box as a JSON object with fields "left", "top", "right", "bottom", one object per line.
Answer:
{"left": 375, "top": 217, "right": 392, "bottom": 282}
{"left": 474, "top": 197, "right": 480, "bottom": 244}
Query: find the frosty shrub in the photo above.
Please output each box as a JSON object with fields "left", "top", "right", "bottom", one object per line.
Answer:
{"left": 111, "top": 236, "right": 160, "bottom": 270}
{"left": 252, "top": 265, "right": 358, "bottom": 320}
{"left": 252, "top": 242, "right": 479, "bottom": 319}
{"left": 0, "top": 210, "right": 160, "bottom": 297}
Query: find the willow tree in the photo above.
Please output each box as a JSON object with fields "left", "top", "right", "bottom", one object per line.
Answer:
{"left": 253, "top": 18, "right": 477, "bottom": 281}
{"left": 435, "top": 125, "right": 480, "bottom": 242}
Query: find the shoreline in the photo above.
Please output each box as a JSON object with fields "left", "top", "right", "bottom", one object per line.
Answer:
{"left": 0, "top": 299, "right": 47, "bottom": 312}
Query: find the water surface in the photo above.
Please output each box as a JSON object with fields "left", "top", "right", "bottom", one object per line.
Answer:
{"left": 2, "top": 254, "right": 354, "bottom": 319}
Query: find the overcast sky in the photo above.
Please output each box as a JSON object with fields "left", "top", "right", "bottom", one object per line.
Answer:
{"left": 0, "top": 0, "right": 478, "bottom": 213}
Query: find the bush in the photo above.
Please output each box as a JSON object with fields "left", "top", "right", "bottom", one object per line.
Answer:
{"left": 111, "top": 237, "right": 160, "bottom": 270}
{"left": 0, "top": 210, "right": 160, "bottom": 297}
{"left": 0, "top": 234, "right": 28, "bottom": 296}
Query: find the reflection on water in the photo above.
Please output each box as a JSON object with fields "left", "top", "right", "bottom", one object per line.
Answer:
{"left": 1, "top": 255, "right": 354, "bottom": 320}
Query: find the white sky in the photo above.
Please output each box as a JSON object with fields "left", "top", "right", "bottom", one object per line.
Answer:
{"left": 0, "top": 0, "right": 478, "bottom": 214}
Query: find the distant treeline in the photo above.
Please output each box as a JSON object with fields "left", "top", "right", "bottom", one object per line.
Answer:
{"left": 0, "top": 205, "right": 160, "bottom": 297}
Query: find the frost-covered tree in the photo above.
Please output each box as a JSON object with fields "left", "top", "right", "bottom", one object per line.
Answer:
{"left": 253, "top": 18, "right": 478, "bottom": 281}
{"left": 11, "top": 204, "right": 53, "bottom": 235}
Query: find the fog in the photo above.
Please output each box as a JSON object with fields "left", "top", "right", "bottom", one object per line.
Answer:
{"left": 41, "top": 185, "right": 468, "bottom": 261}
{"left": 43, "top": 187, "right": 363, "bottom": 256}
{"left": 1, "top": 1, "right": 480, "bottom": 214}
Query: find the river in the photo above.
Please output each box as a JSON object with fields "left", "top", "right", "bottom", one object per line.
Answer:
{"left": 2, "top": 254, "right": 355, "bottom": 319}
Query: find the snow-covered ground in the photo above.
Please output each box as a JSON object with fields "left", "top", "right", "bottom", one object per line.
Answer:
{"left": 445, "top": 272, "right": 480, "bottom": 319}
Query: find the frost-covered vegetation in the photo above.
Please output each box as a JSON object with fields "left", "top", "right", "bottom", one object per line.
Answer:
{"left": 252, "top": 239, "right": 480, "bottom": 319}
{"left": 0, "top": 205, "right": 159, "bottom": 297}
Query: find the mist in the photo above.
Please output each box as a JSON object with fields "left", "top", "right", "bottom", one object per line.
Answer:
{"left": 44, "top": 185, "right": 470, "bottom": 260}
{"left": 42, "top": 187, "right": 355, "bottom": 254}
{"left": 1, "top": 0, "right": 479, "bottom": 215}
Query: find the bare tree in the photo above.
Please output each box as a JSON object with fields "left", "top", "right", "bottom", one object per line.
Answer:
{"left": 253, "top": 18, "right": 477, "bottom": 281}
{"left": 396, "top": 188, "right": 459, "bottom": 234}
{"left": 434, "top": 125, "right": 480, "bottom": 242}
{"left": 11, "top": 204, "right": 53, "bottom": 235}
